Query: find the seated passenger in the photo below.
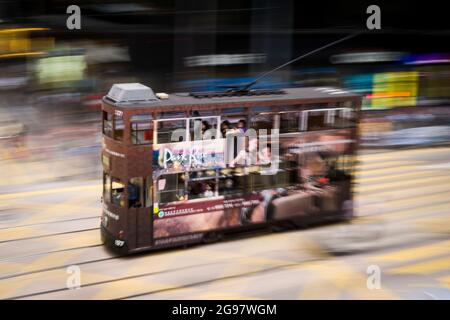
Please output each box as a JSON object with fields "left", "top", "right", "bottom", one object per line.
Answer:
{"left": 203, "top": 183, "right": 215, "bottom": 198}
{"left": 202, "top": 120, "right": 211, "bottom": 133}
{"left": 258, "top": 144, "right": 272, "bottom": 165}
{"left": 188, "top": 181, "right": 203, "bottom": 197}
{"left": 221, "top": 120, "right": 231, "bottom": 137}
{"left": 237, "top": 119, "right": 247, "bottom": 133}
{"left": 229, "top": 138, "right": 258, "bottom": 167}
{"left": 202, "top": 120, "right": 216, "bottom": 140}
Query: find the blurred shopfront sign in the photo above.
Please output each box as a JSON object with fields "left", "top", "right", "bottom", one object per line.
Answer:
{"left": 185, "top": 53, "right": 266, "bottom": 67}
{"left": 0, "top": 27, "right": 53, "bottom": 59}
{"left": 331, "top": 51, "right": 405, "bottom": 64}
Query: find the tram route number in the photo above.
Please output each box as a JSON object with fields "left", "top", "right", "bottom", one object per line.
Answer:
{"left": 171, "top": 304, "right": 277, "bottom": 318}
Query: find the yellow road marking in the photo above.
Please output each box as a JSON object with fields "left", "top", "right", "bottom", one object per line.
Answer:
{"left": 388, "top": 256, "right": 450, "bottom": 275}
{"left": 369, "top": 240, "right": 450, "bottom": 263}
{"left": 357, "top": 175, "right": 450, "bottom": 194}
{"left": 358, "top": 187, "right": 450, "bottom": 211}
{"left": 420, "top": 216, "right": 450, "bottom": 234}
{"left": 354, "top": 160, "right": 419, "bottom": 171}
{"left": 355, "top": 201, "right": 450, "bottom": 224}
{"left": 356, "top": 165, "right": 420, "bottom": 177}
{"left": 0, "top": 184, "right": 101, "bottom": 200}
{"left": 92, "top": 277, "right": 172, "bottom": 300}
{"left": 20, "top": 192, "right": 97, "bottom": 226}
{"left": 300, "top": 261, "right": 398, "bottom": 299}
{"left": 355, "top": 170, "right": 448, "bottom": 185}
{"left": 359, "top": 147, "right": 450, "bottom": 162}
{"left": 438, "top": 275, "right": 450, "bottom": 288}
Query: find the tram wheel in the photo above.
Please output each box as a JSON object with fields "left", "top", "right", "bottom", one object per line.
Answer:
{"left": 270, "top": 220, "right": 297, "bottom": 232}
{"left": 202, "top": 232, "right": 222, "bottom": 244}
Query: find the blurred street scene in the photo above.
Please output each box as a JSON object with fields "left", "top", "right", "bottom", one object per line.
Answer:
{"left": 0, "top": 0, "right": 449, "bottom": 299}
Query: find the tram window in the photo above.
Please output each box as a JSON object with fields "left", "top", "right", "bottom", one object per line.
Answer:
{"left": 222, "top": 107, "right": 245, "bottom": 114}
{"left": 103, "top": 173, "right": 111, "bottom": 203}
{"left": 303, "top": 110, "right": 333, "bottom": 131}
{"left": 159, "top": 111, "right": 187, "bottom": 119}
{"left": 280, "top": 112, "right": 300, "bottom": 133}
{"left": 307, "top": 111, "right": 328, "bottom": 131}
{"left": 219, "top": 169, "right": 245, "bottom": 195}
{"left": 131, "top": 114, "right": 153, "bottom": 145}
{"left": 111, "top": 178, "right": 125, "bottom": 207}
{"left": 188, "top": 170, "right": 218, "bottom": 199}
{"left": 334, "top": 108, "right": 355, "bottom": 128}
{"left": 253, "top": 106, "right": 272, "bottom": 113}
{"left": 131, "top": 122, "right": 153, "bottom": 145}
{"left": 157, "top": 119, "right": 187, "bottom": 144}
{"left": 221, "top": 116, "right": 248, "bottom": 134}
{"left": 189, "top": 117, "right": 218, "bottom": 141}
{"left": 114, "top": 113, "right": 124, "bottom": 141}
{"left": 327, "top": 155, "right": 354, "bottom": 181}
{"left": 131, "top": 114, "right": 153, "bottom": 122}
{"left": 102, "top": 154, "right": 110, "bottom": 171}
{"left": 145, "top": 176, "right": 152, "bottom": 207}
{"left": 193, "top": 109, "right": 217, "bottom": 116}
{"left": 128, "top": 177, "right": 143, "bottom": 208}
{"left": 250, "top": 113, "right": 275, "bottom": 131}
{"left": 251, "top": 172, "right": 273, "bottom": 191}
{"left": 280, "top": 105, "right": 301, "bottom": 112}
{"left": 282, "top": 153, "right": 300, "bottom": 184}
{"left": 273, "top": 170, "right": 289, "bottom": 188}
{"left": 158, "top": 173, "right": 187, "bottom": 204}
{"left": 103, "top": 111, "right": 113, "bottom": 138}
{"left": 339, "top": 101, "right": 355, "bottom": 109}
{"left": 218, "top": 177, "right": 244, "bottom": 195}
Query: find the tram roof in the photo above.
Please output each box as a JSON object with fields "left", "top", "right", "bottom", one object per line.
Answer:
{"left": 103, "top": 86, "right": 361, "bottom": 112}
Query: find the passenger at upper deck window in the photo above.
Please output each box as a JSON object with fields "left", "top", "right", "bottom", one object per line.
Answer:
{"left": 237, "top": 119, "right": 247, "bottom": 133}
{"left": 221, "top": 120, "right": 231, "bottom": 137}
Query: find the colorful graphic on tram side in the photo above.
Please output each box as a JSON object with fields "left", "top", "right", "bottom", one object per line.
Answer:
{"left": 153, "top": 139, "right": 225, "bottom": 173}
{"left": 152, "top": 129, "right": 354, "bottom": 239}
{"left": 153, "top": 194, "right": 264, "bottom": 238}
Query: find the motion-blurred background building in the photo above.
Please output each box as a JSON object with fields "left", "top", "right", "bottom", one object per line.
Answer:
{"left": 1, "top": 0, "right": 450, "bottom": 175}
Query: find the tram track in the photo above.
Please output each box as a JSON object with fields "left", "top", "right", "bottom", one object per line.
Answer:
{"left": 0, "top": 228, "right": 275, "bottom": 281}
{"left": 0, "top": 228, "right": 101, "bottom": 260}
{"left": 0, "top": 168, "right": 448, "bottom": 259}
{"left": 0, "top": 243, "right": 104, "bottom": 263}
{"left": 1, "top": 203, "right": 449, "bottom": 299}
{"left": 109, "top": 261, "right": 325, "bottom": 300}
{"left": 0, "top": 227, "right": 99, "bottom": 244}
{"left": 0, "top": 195, "right": 448, "bottom": 285}
{"left": 9, "top": 232, "right": 448, "bottom": 300}
{"left": 7, "top": 246, "right": 324, "bottom": 300}
{"left": 0, "top": 215, "right": 99, "bottom": 231}
{"left": 0, "top": 148, "right": 449, "bottom": 298}
{"left": 0, "top": 251, "right": 116, "bottom": 282}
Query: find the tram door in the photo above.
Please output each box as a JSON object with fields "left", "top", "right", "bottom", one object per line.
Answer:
{"left": 127, "top": 177, "right": 153, "bottom": 249}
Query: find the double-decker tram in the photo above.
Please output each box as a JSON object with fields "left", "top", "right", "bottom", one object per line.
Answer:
{"left": 101, "top": 83, "right": 362, "bottom": 254}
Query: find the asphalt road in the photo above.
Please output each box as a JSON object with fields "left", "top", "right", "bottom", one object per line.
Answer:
{"left": 0, "top": 146, "right": 449, "bottom": 299}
